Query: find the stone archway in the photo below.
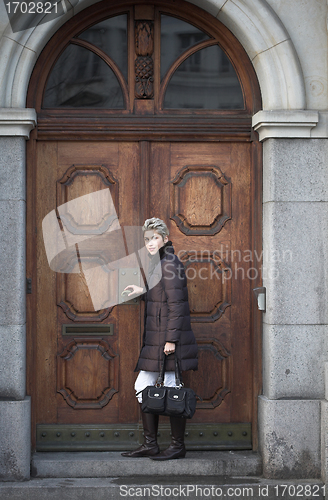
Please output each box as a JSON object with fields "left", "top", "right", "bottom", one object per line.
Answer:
{"left": 0, "top": 0, "right": 305, "bottom": 110}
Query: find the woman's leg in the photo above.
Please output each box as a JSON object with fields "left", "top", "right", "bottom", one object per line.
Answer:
{"left": 121, "top": 404, "right": 160, "bottom": 457}
{"left": 121, "top": 371, "right": 159, "bottom": 457}
{"left": 150, "top": 371, "right": 187, "bottom": 460}
{"left": 150, "top": 416, "right": 186, "bottom": 460}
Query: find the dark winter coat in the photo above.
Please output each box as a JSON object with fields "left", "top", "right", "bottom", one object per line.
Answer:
{"left": 135, "top": 241, "right": 198, "bottom": 373}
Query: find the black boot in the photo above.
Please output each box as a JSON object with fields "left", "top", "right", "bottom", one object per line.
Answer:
{"left": 150, "top": 416, "right": 186, "bottom": 460}
{"left": 121, "top": 410, "right": 159, "bottom": 457}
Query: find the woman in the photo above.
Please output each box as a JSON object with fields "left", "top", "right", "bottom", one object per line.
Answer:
{"left": 121, "top": 217, "right": 198, "bottom": 460}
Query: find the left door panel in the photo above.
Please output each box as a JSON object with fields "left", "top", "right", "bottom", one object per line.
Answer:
{"left": 28, "top": 141, "right": 142, "bottom": 449}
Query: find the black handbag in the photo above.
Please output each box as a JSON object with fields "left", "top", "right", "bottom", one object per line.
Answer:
{"left": 138, "top": 353, "right": 199, "bottom": 419}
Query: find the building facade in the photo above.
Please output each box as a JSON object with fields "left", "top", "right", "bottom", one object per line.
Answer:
{"left": 0, "top": 0, "right": 328, "bottom": 483}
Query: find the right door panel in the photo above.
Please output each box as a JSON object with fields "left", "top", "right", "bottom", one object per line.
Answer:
{"left": 150, "top": 141, "right": 253, "bottom": 425}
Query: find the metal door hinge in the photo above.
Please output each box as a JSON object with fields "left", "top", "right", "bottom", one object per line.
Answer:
{"left": 26, "top": 278, "right": 32, "bottom": 294}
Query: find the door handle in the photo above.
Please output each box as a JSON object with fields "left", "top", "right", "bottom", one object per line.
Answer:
{"left": 119, "top": 268, "right": 142, "bottom": 305}
{"left": 252, "top": 287, "right": 266, "bottom": 311}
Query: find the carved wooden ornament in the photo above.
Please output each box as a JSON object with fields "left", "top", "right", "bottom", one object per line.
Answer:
{"left": 135, "top": 21, "right": 154, "bottom": 56}
{"left": 135, "top": 21, "right": 154, "bottom": 99}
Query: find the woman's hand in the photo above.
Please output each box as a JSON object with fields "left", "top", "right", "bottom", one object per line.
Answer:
{"left": 164, "top": 342, "right": 176, "bottom": 355}
{"left": 122, "top": 284, "right": 144, "bottom": 297}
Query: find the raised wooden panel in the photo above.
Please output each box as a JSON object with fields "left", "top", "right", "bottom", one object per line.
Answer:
{"left": 57, "top": 164, "right": 119, "bottom": 228}
{"left": 57, "top": 338, "right": 118, "bottom": 409}
{"left": 188, "top": 339, "right": 231, "bottom": 409}
{"left": 57, "top": 263, "right": 113, "bottom": 319}
{"left": 180, "top": 252, "right": 231, "bottom": 322}
{"left": 170, "top": 166, "right": 231, "bottom": 235}
{"left": 66, "top": 267, "right": 94, "bottom": 312}
{"left": 57, "top": 297, "right": 112, "bottom": 321}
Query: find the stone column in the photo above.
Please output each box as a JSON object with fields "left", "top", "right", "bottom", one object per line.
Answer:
{"left": 0, "top": 108, "right": 36, "bottom": 481}
{"left": 321, "top": 363, "right": 328, "bottom": 483}
{"left": 253, "top": 110, "right": 327, "bottom": 479}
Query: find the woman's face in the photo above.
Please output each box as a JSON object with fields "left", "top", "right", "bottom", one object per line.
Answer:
{"left": 144, "top": 230, "right": 168, "bottom": 255}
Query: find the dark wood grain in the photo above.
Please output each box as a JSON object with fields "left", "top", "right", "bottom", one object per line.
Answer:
{"left": 150, "top": 141, "right": 255, "bottom": 424}
{"left": 35, "top": 142, "right": 58, "bottom": 429}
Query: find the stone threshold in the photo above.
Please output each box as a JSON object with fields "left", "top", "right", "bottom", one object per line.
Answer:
{"left": 0, "top": 477, "right": 325, "bottom": 500}
{"left": 31, "top": 450, "right": 262, "bottom": 477}
{"left": 1, "top": 452, "right": 323, "bottom": 500}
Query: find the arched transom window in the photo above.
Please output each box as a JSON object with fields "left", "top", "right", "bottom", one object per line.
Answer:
{"left": 41, "top": 4, "right": 250, "bottom": 114}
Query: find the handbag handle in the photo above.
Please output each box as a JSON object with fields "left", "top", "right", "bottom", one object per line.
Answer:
{"left": 155, "top": 350, "right": 183, "bottom": 388}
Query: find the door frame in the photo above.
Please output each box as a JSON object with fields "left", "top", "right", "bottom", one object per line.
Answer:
{"left": 26, "top": 0, "right": 262, "bottom": 451}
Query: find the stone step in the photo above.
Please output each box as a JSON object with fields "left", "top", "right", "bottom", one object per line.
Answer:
{"left": 0, "top": 477, "right": 325, "bottom": 500}
{"left": 31, "top": 450, "right": 262, "bottom": 477}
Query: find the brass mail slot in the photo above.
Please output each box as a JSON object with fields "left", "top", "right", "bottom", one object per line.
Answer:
{"left": 62, "top": 324, "right": 114, "bottom": 336}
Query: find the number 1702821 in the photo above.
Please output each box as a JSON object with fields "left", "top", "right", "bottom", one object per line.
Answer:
{"left": 5, "top": 2, "right": 58, "bottom": 14}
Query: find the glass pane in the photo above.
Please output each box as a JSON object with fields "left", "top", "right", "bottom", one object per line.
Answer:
{"left": 164, "top": 45, "right": 244, "bottom": 110}
{"left": 78, "top": 14, "right": 128, "bottom": 80}
{"left": 161, "top": 14, "right": 210, "bottom": 80}
{"left": 43, "top": 44, "right": 124, "bottom": 108}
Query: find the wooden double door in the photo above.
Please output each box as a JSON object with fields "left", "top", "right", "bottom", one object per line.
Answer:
{"left": 27, "top": 137, "right": 260, "bottom": 451}
{"left": 26, "top": 0, "right": 262, "bottom": 451}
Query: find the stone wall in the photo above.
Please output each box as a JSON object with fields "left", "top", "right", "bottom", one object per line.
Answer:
{"left": 0, "top": 137, "right": 31, "bottom": 480}
{"left": 258, "top": 138, "right": 328, "bottom": 478}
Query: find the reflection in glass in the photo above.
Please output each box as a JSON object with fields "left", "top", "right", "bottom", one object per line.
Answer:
{"left": 164, "top": 45, "right": 244, "bottom": 110}
{"left": 43, "top": 44, "right": 124, "bottom": 108}
{"left": 161, "top": 14, "right": 210, "bottom": 80}
{"left": 78, "top": 14, "right": 128, "bottom": 80}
